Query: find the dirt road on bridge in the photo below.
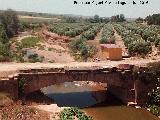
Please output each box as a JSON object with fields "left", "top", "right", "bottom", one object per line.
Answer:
{"left": 1, "top": 56, "right": 160, "bottom": 78}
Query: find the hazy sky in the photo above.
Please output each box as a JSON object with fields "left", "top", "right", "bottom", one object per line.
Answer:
{"left": 0, "top": 0, "right": 159, "bottom": 18}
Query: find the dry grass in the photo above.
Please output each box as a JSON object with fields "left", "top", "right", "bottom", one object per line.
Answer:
{"left": 0, "top": 101, "right": 50, "bottom": 120}
{"left": 0, "top": 93, "right": 13, "bottom": 106}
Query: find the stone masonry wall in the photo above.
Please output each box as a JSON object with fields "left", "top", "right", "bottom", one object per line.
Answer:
{"left": 0, "top": 64, "right": 156, "bottom": 105}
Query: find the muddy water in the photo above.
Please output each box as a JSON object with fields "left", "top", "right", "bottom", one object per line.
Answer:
{"left": 84, "top": 106, "right": 159, "bottom": 120}
{"left": 41, "top": 82, "right": 159, "bottom": 120}
{"left": 41, "top": 82, "right": 106, "bottom": 108}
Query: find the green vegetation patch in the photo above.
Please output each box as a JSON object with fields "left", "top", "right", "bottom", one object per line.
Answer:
{"left": 0, "top": 43, "right": 12, "bottom": 62}
{"left": 112, "top": 22, "right": 155, "bottom": 56}
{"left": 0, "top": 26, "right": 8, "bottom": 44}
{"left": 149, "top": 105, "right": 160, "bottom": 117}
{"left": 69, "top": 38, "right": 97, "bottom": 61}
{"left": 28, "top": 53, "right": 44, "bottom": 63}
{"left": 21, "top": 37, "right": 41, "bottom": 48}
{"left": 100, "top": 23, "right": 115, "bottom": 44}
{"left": 145, "top": 62, "right": 160, "bottom": 117}
{"left": 128, "top": 40, "right": 151, "bottom": 55}
{"left": 49, "top": 23, "right": 93, "bottom": 37}
{"left": 60, "top": 107, "right": 92, "bottom": 120}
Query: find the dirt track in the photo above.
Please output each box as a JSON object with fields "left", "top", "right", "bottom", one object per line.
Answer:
{"left": 1, "top": 56, "right": 160, "bottom": 78}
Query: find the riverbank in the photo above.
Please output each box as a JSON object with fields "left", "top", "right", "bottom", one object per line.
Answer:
{"left": 24, "top": 91, "right": 66, "bottom": 120}
{"left": 84, "top": 106, "right": 159, "bottom": 120}
{"left": 0, "top": 81, "right": 159, "bottom": 120}
{"left": 0, "top": 100, "right": 50, "bottom": 120}
{"left": 25, "top": 81, "right": 109, "bottom": 119}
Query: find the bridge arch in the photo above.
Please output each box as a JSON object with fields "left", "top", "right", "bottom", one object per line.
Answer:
{"left": 17, "top": 66, "right": 134, "bottom": 105}
{"left": 0, "top": 64, "right": 154, "bottom": 105}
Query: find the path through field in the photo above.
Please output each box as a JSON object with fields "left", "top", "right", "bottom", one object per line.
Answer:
{"left": 113, "top": 27, "right": 128, "bottom": 57}
{"left": 87, "top": 28, "right": 103, "bottom": 58}
{"left": 1, "top": 55, "right": 160, "bottom": 78}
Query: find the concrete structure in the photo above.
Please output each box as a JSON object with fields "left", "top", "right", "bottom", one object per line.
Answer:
{"left": 100, "top": 44, "right": 122, "bottom": 60}
{"left": 0, "top": 64, "right": 155, "bottom": 105}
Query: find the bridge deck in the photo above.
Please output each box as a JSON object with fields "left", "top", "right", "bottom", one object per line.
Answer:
{"left": 0, "top": 61, "right": 155, "bottom": 105}
{"left": 0, "top": 58, "right": 157, "bottom": 78}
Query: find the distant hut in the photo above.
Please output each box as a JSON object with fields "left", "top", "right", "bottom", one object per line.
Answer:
{"left": 100, "top": 44, "right": 122, "bottom": 61}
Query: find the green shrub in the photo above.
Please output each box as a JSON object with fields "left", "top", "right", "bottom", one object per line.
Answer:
{"left": 148, "top": 86, "right": 160, "bottom": 106}
{"left": 148, "top": 86, "right": 160, "bottom": 117}
{"left": 0, "top": 43, "right": 10, "bottom": 56}
{"left": 79, "top": 45, "right": 97, "bottom": 60}
{"left": 21, "top": 37, "right": 41, "bottom": 48}
{"left": 12, "top": 53, "right": 24, "bottom": 62}
{"left": 80, "top": 24, "right": 103, "bottom": 40}
{"left": 60, "top": 107, "right": 92, "bottom": 120}
{"left": 0, "top": 9, "right": 19, "bottom": 38}
{"left": 100, "top": 23, "right": 115, "bottom": 44}
{"left": 155, "top": 36, "right": 160, "bottom": 47}
{"left": 100, "top": 36, "right": 115, "bottom": 44}
{"left": 69, "top": 38, "right": 97, "bottom": 61}
{"left": 69, "top": 38, "right": 86, "bottom": 52}
{"left": 100, "top": 36, "right": 107, "bottom": 44}
{"left": 48, "top": 48, "right": 53, "bottom": 51}
{"left": 49, "top": 23, "right": 93, "bottom": 37}
{"left": 149, "top": 105, "right": 160, "bottom": 117}
{"left": 18, "top": 77, "right": 26, "bottom": 95}
{"left": 0, "top": 43, "right": 11, "bottom": 62}
{"left": 28, "top": 53, "right": 44, "bottom": 63}
{"left": 147, "top": 36, "right": 156, "bottom": 42}
{"left": 146, "top": 62, "right": 160, "bottom": 116}
{"left": 128, "top": 40, "right": 151, "bottom": 55}
{"left": 82, "top": 31, "right": 95, "bottom": 40}
{"left": 65, "top": 31, "right": 77, "bottom": 37}
{"left": 142, "top": 29, "right": 156, "bottom": 41}
{"left": 0, "top": 26, "right": 8, "bottom": 44}
{"left": 124, "top": 36, "right": 133, "bottom": 47}
{"left": 0, "top": 55, "right": 11, "bottom": 62}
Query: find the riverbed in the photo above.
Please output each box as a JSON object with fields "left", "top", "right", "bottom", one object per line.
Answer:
{"left": 34, "top": 82, "right": 159, "bottom": 120}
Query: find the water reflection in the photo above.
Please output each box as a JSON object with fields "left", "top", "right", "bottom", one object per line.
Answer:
{"left": 84, "top": 106, "right": 159, "bottom": 120}
{"left": 40, "top": 82, "right": 158, "bottom": 120}
{"left": 41, "top": 82, "right": 106, "bottom": 108}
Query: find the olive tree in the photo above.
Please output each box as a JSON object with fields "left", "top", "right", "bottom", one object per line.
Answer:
{"left": 0, "top": 9, "right": 19, "bottom": 38}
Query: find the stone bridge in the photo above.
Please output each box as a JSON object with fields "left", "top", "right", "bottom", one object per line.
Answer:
{"left": 0, "top": 63, "right": 154, "bottom": 105}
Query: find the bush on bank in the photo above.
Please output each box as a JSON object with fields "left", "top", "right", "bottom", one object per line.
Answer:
{"left": 28, "top": 53, "right": 44, "bottom": 63}
{"left": 146, "top": 62, "right": 160, "bottom": 117}
{"left": 0, "top": 42, "right": 12, "bottom": 62}
{"left": 0, "top": 26, "right": 9, "bottom": 44}
{"left": 60, "top": 107, "right": 92, "bottom": 120}
{"left": 148, "top": 87, "right": 160, "bottom": 117}
{"left": 20, "top": 37, "right": 41, "bottom": 48}
{"left": 149, "top": 105, "right": 160, "bottom": 117}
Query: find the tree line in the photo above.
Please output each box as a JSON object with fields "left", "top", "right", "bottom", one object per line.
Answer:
{"left": 135, "top": 14, "right": 160, "bottom": 25}
{"left": 65, "top": 14, "right": 126, "bottom": 23}
{"left": 0, "top": 9, "right": 19, "bottom": 42}
{"left": 0, "top": 9, "right": 19, "bottom": 61}
{"left": 86, "top": 14, "right": 126, "bottom": 23}
{"left": 146, "top": 14, "right": 160, "bottom": 25}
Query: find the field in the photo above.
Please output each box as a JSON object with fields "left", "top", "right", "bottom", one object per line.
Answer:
{"left": 4, "top": 19, "right": 160, "bottom": 63}
{"left": 45, "top": 22, "right": 160, "bottom": 61}
{"left": 0, "top": 11, "right": 160, "bottom": 120}
{"left": 1, "top": 12, "right": 160, "bottom": 64}
{"left": 19, "top": 15, "right": 61, "bottom": 23}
